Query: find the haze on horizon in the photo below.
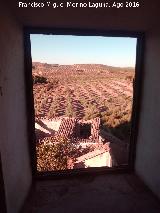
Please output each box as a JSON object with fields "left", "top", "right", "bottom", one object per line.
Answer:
{"left": 30, "top": 34, "right": 137, "bottom": 68}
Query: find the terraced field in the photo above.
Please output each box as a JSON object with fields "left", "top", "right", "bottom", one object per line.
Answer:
{"left": 33, "top": 62, "right": 135, "bottom": 143}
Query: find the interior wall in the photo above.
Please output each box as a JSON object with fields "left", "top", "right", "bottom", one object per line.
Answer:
{"left": 8, "top": 0, "right": 159, "bottom": 31}
{"left": 0, "top": 154, "right": 7, "bottom": 213}
{"left": 0, "top": 3, "right": 32, "bottom": 213}
{"left": 135, "top": 29, "right": 160, "bottom": 199}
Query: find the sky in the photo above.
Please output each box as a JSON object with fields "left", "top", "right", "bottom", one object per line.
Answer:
{"left": 30, "top": 34, "right": 137, "bottom": 67}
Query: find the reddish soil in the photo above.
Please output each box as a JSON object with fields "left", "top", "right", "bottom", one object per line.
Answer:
{"left": 33, "top": 62, "right": 134, "bottom": 143}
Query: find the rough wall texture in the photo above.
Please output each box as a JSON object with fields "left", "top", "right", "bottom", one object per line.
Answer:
{"left": 135, "top": 29, "right": 160, "bottom": 199}
{"left": 0, "top": 3, "right": 32, "bottom": 213}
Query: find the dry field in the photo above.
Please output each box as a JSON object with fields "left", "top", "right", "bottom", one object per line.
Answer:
{"left": 33, "top": 62, "right": 134, "bottom": 144}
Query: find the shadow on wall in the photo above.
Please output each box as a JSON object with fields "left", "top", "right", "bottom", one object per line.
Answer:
{"left": 102, "top": 120, "right": 131, "bottom": 143}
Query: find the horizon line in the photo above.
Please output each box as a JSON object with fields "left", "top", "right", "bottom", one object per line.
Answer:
{"left": 32, "top": 61, "right": 135, "bottom": 69}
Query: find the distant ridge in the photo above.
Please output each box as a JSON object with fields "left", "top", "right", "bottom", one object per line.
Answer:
{"left": 32, "top": 62, "right": 135, "bottom": 73}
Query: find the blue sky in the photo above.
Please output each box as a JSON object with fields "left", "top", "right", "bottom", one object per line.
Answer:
{"left": 30, "top": 34, "right": 137, "bottom": 67}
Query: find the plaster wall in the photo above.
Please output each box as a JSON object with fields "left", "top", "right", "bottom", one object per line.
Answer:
{"left": 0, "top": 3, "right": 32, "bottom": 213}
{"left": 85, "top": 152, "right": 112, "bottom": 168}
{"left": 8, "top": 0, "right": 160, "bottom": 31}
{"left": 135, "top": 29, "right": 160, "bottom": 199}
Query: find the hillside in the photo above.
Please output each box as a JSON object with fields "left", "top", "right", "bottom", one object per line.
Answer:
{"left": 33, "top": 62, "right": 134, "bottom": 171}
{"left": 33, "top": 62, "right": 134, "bottom": 143}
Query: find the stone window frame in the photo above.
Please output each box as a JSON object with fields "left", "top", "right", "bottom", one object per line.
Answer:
{"left": 24, "top": 28, "right": 145, "bottom": 178}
